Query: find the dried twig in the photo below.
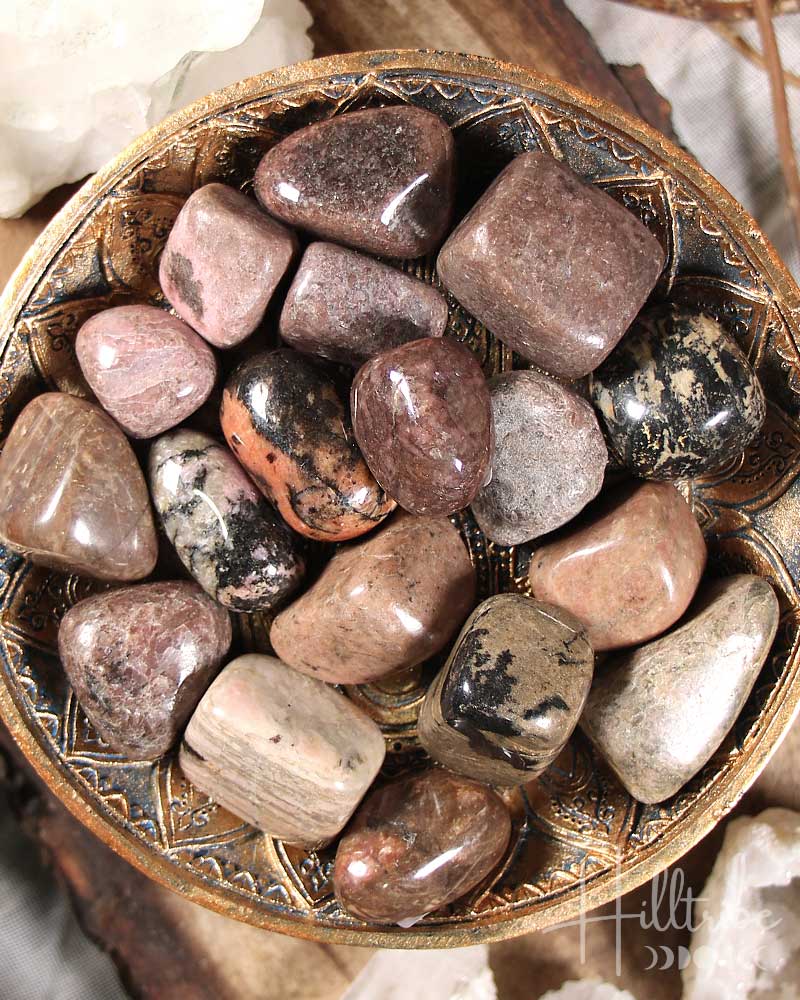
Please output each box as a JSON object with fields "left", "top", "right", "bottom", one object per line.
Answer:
{"left": 753, "top": 0, "right": 800, "bottom": 251}
{"left": 712, "top": 21, "right": 800, "bottom": 88}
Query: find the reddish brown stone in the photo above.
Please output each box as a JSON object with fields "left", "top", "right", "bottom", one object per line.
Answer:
{"left": 334, "top": 769, "right": 511, "bottom": 925}
{"left": 437, "top": 152, "right": 665, "bottom": 378}
{"left": 254, "top": 107, "right": 455, "bottom": 258}
{"left": 220, "top": 349, "right": 395, "bottom": 541}
{"left": 159, "top": 183, "right": 297, "bottom": 348}
{"left": 0, "top": 393, "right": 157, "bottom": 581}
{"left": 58, "top": 581, "right": 231, "bottom": 758}
{"left": 351, "top": 338, "right": 493, "bottom": 516}
{"left": 270, "top": 513, "right": 475, "bottom": 684}
{"left": 530, "top": 481, "right": 707, "bottom": 651}
{"left": 76, "top": 305, "right": 217, "bottom": 438}
{"left": 279, "top": 242, "right": 449, "bottom": 367}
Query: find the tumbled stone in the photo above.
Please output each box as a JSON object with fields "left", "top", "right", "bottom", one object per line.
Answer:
{"left": 180, "top": 654, "right": 385, "bottom": 847}
{"left": 471, "top": 370, "right": 607, "bottom": 545}
{"left": 592, "top": 306, "right": 767, "bottom": 480}
{"left": 529, "top": 482, "right": 706, "bottom": 651}
{"left": 159, "top": 183, "right": 297, "bottom": 348}
{"left": 581, "top": 575, "right": 779, "bottom": 803}
{"left": 76, "top": 304, "right": 217, "bottom": 438}
{"left": 220, "top": 349, "right": 395, "bottom": 541}
{"left": 279, "top": 242, "right": 449, "bottom": 367}
{"left": 437, "top": 152, "right": 664, "bottom": 378}
{"left": 270, "top": 513, "right": 475, "bottom": 684}
{"left": 351, "top": 338, "right": 493, "bottom": 516}
{"left": 334, "top": 768, "right": 511, "bottom": 924}
{"left": 254, "top": 107, "right": 455, "bottom": 258}
{"left": 419, "top": 594, "right": 594, "bottom": 786}
{"left": 0, "top": 393, "right": 157, "bottom": 581}
{"left": 149, "top": 429, "right": 305, "bottom": 612}
{"left": 58, "top": 581, "right": 231, "bottom": 758}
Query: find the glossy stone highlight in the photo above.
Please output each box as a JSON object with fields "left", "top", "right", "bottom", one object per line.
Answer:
{"left": 438, "top": 153, "right": 664, "bottom": 378}
{"left": 582, "top": 575, "right": 779, "bottom": 803}
{"left": 419, "top": 594, "right": 594, "bottom": 786}
{"left": 180, "top": 654, "right": 385, "bottom": 847}
{"left": 471, "top": 370, "right": 607, "bottom": 545}
{"left": 221, "top": 349, "right": 395, "bottom": 542}
{"left": 0, "top": 393, "right": 157, "bottom": 581}
{"left": 592, "top": 306, "right": 767, "bottom": 479}
{"left": 149, "top": 429, "right": 305, "bottom": 612}
{"left": 351, "top": 338, "right": 493, "bottom": 516}
{"left": 76, "top": 304, "right": 217, "bottom": 438}
{"left": 159, "top": 183, "right": 297, "bottom": 348}
{"left": 529, "top": 482, "right": 707, "bottom": 651}
{"left": 254, "top": 107, "right": 455, "bottom": 258}
{"left": 270, "top": 513, "right": 475, "bottom": 684}
{"left": 334, "top": 769, "right": 511, "bottom": 924}
{"left": 58, "top": 581, "right": 231, "bottom": 758}
{"left": 279, "top": 242, "right": 449, "bottom": 367}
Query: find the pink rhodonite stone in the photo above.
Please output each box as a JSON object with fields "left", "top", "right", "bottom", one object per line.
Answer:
{"left": 76, "top": 304, "right": 217, "bottom": 438}
{"left": 351, "top": 337, "right": 493, "bottom": 516}
{"left": 0, "top": 393, "right": 157, "bottom": 581}
{"left": 159, "top": 183, "right": 297, "bottom": 348}
{"left": 529, "top": 481, "right": 707, "bottom": 651}
{"left": 437, "top": 152, "right": 665, "bottom": 378}
{"left": 58, "top": 581, "right": 232, "bottom": 759}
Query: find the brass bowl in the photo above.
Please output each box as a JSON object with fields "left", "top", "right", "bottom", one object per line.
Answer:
{"left": 1, "top": 50, "right": 800, "bottom": 948}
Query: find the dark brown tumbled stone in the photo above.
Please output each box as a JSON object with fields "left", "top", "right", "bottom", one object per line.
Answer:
{"left": 220, "top": 349, "right": 395, "bottom": 541}
{"left": 279, "top": 242, "right": 449, "bottom": 366}
{"left": 254, "top": 107, "right": 455, "bottom": 258}
{"left": 437, "top": 152, "right": 665, "bottom": 378}
{"left": 351, "top": 337, "right": 493, "bottom": 516}
{"left": 334, "top": 769, "right": 511, "bottom": 924}
{"left": 58, "top": 581, "right": 231, "bottom": 759}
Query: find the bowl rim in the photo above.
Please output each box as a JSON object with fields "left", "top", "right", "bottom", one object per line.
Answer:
{"left": 1, "top": 48, "right": 799, "bottom": 948}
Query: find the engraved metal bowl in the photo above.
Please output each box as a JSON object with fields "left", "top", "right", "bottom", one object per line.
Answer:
{"left": 1, "top": 50, "right": 800, "bottom": 948}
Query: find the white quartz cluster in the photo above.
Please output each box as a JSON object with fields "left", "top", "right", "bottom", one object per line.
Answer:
{"left": 0, "top": 0, "right": 312, "bottom": 217}
{"left": 342, "top": 945, "right": 498, "bottom": 1000}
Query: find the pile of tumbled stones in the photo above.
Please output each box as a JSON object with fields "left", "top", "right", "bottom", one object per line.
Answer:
{"left": 0, "top": 106, "right": 779, "bottom": 926}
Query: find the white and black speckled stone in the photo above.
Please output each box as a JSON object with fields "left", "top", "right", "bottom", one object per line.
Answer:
{"left": 581, "top": 574, "right": 779, "bottom": 804}
{"left": 591, "top": 305, "right": 766, "bottom": 480}
{"left": 418, "top": 593, "right": 595, "bottom": 786}
{"left": 149, "top": 429, "right": 305, "bottom": 613}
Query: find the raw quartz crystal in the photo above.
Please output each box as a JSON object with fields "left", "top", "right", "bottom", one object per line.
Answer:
{"left": 683, "top": 808, "right": 800, "bottom": 1000}
{"left": 0, "top": 0, "right": 312, "bottom": 217}
{"left": 341, "top": 945, "right": 498, "bottom": 1000}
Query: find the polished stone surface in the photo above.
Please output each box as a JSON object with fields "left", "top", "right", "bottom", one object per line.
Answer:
{"left": 180, "top": 654, "right": 385, "bottom": 847}
{"left": 58, "top": 581, "right": 231, "bottom": 758}
{"left": 437, "top": 152, "right": 664, "bottom": 379}
{"left": 159, "top": 183, "right": 297, "bottom": 348}
{"left": 592, "top": 306, "right": 767, "bottom": 479}
{"left": 76, "top": 304, "right": 217, "bottom": 439}
{"left": 0, "top": 393, "right": 157, "bottom": 581}
{"left": 529, "top": 482, "right": 707, "bottom": 650}
{"left": 419, "top": 594, "right": 594, "bottom": 786}
{"left": 254, "top": 107, "right": 455, "bottom": 258}
{"left": 221, "top": 349, "right": 395, "bottom": 541}
{"left": 279, "top": 242, "right": 448, "bottom": 367}
{"left": 149, "top": 429, "right": 305, "bottom": 612}
{"left": 334, "top": 768, "right": 510, "bottom": 924}
{"left": 351, "top": 337, "right": 493, "bottom": 516}
{"left": 270, "top": 513, "right": 475, "bottom": 684}
{"left": 582, "top": 574, "right": 779, "bottom": 803}
{"left": 471, "top": 370, "right": 607, "bottom": 545}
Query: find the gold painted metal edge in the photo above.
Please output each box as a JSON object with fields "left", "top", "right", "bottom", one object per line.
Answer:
{"left": 1, "top": 49, "right": 799, "bottom": 947}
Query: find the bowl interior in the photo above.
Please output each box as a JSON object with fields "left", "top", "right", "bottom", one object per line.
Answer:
{"left": 1, "top": 51, "right": 800, "bottom": 947}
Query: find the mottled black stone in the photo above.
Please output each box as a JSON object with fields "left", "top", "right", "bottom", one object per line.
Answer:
{"left": 591, "top": 305, "right": 766, "bottom": 480}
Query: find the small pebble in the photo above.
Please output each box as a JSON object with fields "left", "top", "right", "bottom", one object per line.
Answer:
{"left": 592, "top": 305, "right": 766, "bottom": 479}
{"left": 351, "top": 337, "right": 493, "bottom": 516}
{"left": 334, "top": 768, "right": 511, "bottom": 924}
{"left": 279, "top": 242, "right": 448, "bottom": 367}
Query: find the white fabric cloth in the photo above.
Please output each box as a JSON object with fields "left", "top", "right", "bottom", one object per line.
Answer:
{"left": 566, "top": 0, "right": 800, "bottom": 277}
